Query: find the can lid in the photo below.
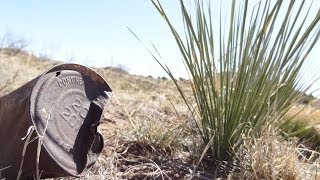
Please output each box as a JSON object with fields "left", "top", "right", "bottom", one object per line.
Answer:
{"left": 30, "top": 64, "right": 112, "bottom": 176}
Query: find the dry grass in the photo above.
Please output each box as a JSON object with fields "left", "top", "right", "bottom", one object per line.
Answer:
{"left": 283, "top": 105, "right": 320, "bottom": 149}
{"left": 1, "top": 52, "right": 320, "bottom": 179}
{"left": 287, "top": 105, "right": 320, "bottom": 125}
{"left": 236, "top": 124, "right": 320, "bottom": 180}
{"left": 0, "top": 50, "right": 59, "bottom": 96}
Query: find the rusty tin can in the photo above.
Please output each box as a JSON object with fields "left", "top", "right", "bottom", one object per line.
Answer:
{"left": 0, "top": 64, "right": 112, "bottom": 179}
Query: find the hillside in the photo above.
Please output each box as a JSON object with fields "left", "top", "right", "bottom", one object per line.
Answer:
{"left": 0, "top": 50, "right": 207, "bottom": 179}
{"left": 1, "top": 50, "right": 320, "bottom": 179}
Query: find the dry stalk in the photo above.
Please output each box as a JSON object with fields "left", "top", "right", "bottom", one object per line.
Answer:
{"left": 16, "top": 126, "right": 35, "bottom": 180}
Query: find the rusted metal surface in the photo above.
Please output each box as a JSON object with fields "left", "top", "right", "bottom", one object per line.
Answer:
{"left": 0, "top": 64, "right": 112, "bottom": 179}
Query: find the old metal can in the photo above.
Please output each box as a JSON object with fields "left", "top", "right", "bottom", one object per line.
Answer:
{"left": 0, "top": 64, "right": 112, "bottom": 179}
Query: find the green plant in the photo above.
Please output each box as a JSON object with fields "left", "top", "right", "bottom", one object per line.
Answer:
{"left": 150, "top": 0, "right": 320, "bottom": 160}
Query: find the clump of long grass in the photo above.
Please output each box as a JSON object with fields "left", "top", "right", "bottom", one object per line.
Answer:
{"left": 236, "top": 124, "right": 320, "bottom": 179}
{"left": 125, "top": 117, "right": 186, "bottom": 151}
{"left": 150, "top": 0, "right": 320, "bottom": 160}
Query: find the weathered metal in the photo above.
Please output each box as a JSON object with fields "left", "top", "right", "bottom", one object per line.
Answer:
{"left": 0, "top": 64, "right": 112, "bottom": 179}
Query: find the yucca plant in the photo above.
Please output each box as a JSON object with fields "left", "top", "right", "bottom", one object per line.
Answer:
{"left": 150, "top": 0, "right": 320, "bottom": 160}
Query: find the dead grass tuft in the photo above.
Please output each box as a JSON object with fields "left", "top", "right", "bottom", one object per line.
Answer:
{"left": 236, "top": 125, "right": 320, "bottom": 180}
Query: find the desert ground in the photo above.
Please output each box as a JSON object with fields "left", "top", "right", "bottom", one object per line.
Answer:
{"left": 1, "top": 50, "right": 320, "bottom": 179}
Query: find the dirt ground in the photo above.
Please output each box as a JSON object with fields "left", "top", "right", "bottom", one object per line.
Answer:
{"left": 1, "top": 51, "right": 320, "bottom": 179}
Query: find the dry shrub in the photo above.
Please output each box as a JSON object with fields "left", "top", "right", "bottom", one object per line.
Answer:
{"left": 237, "top": 125, "right": 320, "bottom": 180}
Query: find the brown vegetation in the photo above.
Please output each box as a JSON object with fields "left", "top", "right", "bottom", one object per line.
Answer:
{"left": 1, "top": 51, "right": 320, "bottom": 179}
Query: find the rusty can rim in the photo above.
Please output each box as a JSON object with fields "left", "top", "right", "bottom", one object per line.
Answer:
{"left": 45, "top": 63, "right": 112, "bottom": 92}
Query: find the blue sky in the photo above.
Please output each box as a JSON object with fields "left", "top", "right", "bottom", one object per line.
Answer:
{"left": 0, "top": 0, "right": 184, "bottom": 77}
{"left": 0, "top": 1, "right": 319, "bottom": 95}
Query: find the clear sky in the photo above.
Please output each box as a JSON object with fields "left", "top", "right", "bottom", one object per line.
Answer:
{"left": 0, "top": 0, "right": 185, "bottom": 77}
{"left": 0, "top": 1, "right": 319, "bottom": 95}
